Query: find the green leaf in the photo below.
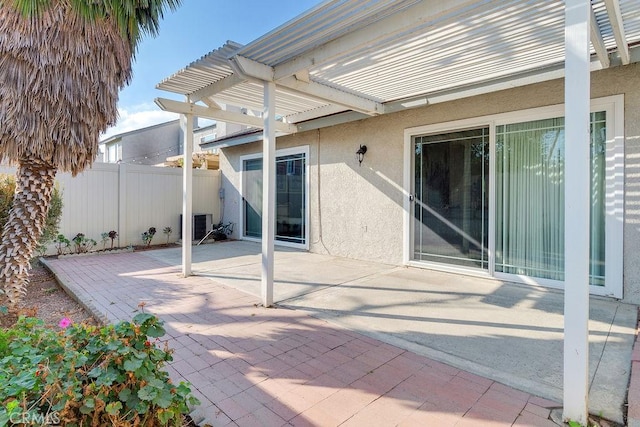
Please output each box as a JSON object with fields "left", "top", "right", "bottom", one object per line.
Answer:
{"left": 0, "top": 410, "right": 9, "bottom": 427}
{"left": 146, "top": 324, "right": 165, "bottom": 338}
{"left": 132, "top": 313, "right": 154, "bottom": 324}
{"left": 95, "top": 368, "right": 117, "bottom": 387}
{"left": 5, "top": 401, "right": 19, "bottom": 412}
{"left": 123, "top": 357, "right": 143, "bottom": 372}
{"left": 157, "top": 409, "right": 174, "bottom": 425}
{"left": 148, "top": 378, "right": 165, "bottom": 389}
{"left": 88, "top": 366, "right": 103, "bottom": 378}
{"left": 138, "top": 385, "right": 159, "bottom": 401}
{"left": 154, "top": 389, "right": 173, "bottom": 409}
{"left": 134, "top": 400, "right": 150, "bottom": 415}
{"left": 118, "top": 388, "right": 131, "bottom": 402}
{"left": 105, "top": 401, "right": 122, "bottom": 416}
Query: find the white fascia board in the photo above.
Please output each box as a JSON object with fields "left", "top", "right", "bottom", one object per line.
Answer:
{"left": 201, "top": 132, "right": 262, "bottom": 150}
{"left": 272, "top": 0, "right": 478, "bottom": 80}
{"left": 295, "top": 111, "right": 369, "bottom": 133}
{"left": 155, "top": 98, "right": 297, "bottom": 134}
{"left": 385, "top": 58, "right": 602, "bottom": 113}
{"left": 604, "top": 0, "right": 630, "bottom": 65}
{"left": 590, "top": 6, "right": 611, "bottom": 68}
{"left": 285, "top": 104, "right": 348, "bottom": 123}
{"left": 190, "top": 74, "right": 245, "bottom": 103}
{"left": 278, "top": 76, "right": 384, "bottom": 115}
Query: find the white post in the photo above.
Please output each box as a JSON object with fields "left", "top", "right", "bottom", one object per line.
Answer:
{"left": 262, "top": 81, "right": 276, "bottom": 307}
{"left": 563, "top": 0, "right": 591, "bottom": 424}
{"left": 181, "top": 112, "right": 194, "bottom": 277}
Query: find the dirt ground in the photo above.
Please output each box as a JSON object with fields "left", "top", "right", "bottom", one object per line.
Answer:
{"left": 0, "top": 261, "right": 96, "bottom": 329}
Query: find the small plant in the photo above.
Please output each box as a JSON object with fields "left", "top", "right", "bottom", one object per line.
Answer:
{"left": 100, "top": 232, "right": 109, "bottom": 250}
{"left": 108, "top": 230, "right": 118, "bottom": 249}
{"left": 163, "top": 226, "right": 172, "bottom": 244}
{"left": 54, "top": 234, "right": 70, "bottom": 255}
{"left": 0, "top": 314, "right": 199, "bottom": 426}
{"left": 141, "top": 227, "right": 157, "bottom": 247}
{"left": 72, "top": 233, "right": 96, "bottom": 254}
{"left": 35, "top": 243, "right": 48, "bottom": 258}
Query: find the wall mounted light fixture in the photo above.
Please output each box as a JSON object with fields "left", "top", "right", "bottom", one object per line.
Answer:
{"left": 356, "top": 144, "right": 367, "bottom": 166}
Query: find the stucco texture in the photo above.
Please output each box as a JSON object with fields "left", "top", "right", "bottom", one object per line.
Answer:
{"left": 219, "top": 63, "right": 640, "bottom": 303}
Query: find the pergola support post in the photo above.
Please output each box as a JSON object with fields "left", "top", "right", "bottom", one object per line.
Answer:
{"left": 563, "top": 0, "right": 591, "bottom": 424}
{"left": 181, "top": 112, "right": 194, "bottom": 277}
{"left": 261, "top": 81, "right": 276, "bottom": 307}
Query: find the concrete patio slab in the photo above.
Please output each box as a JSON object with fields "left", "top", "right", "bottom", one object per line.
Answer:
{"left": 143, "top": 241, "right": 396, "bottom": 301}
{"left": 43, "top": 241, "right": 636, "bottom": 425}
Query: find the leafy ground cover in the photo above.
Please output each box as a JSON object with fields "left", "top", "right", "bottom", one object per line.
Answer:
{"left": 0, "top": 262, "right": 200, "bottom": 426}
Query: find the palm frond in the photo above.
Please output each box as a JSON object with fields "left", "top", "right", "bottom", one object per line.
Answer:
{"left": 5, "top": 0, "right": 182, "bottom": 54}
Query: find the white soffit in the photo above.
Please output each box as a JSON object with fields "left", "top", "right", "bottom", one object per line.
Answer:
{"left": 157, "top": 0, "right": 640, "bottom": 128}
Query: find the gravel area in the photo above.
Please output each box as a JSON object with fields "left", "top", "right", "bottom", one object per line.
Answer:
{"left": 0, "top": 260, "right": 96, "bottom": 328}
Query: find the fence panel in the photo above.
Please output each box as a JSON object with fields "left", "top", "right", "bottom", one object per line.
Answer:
{"left": 0, "top": 163, "right": 220, "bottom": 253}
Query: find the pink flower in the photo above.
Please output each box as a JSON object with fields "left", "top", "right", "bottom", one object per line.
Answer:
{"left": 58, "top": 317, "right": 72, "bottom": 329}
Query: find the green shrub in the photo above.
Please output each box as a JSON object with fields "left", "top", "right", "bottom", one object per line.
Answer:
{"left": 0, "top": 314, "right": 198, "bottom": 426}
{"left": 0, "top": 174, "right": 63, "bottom": 254}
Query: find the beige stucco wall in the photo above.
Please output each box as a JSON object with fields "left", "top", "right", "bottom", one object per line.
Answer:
{"left": 219, "top": 62, "right": 640, "bottom": 303}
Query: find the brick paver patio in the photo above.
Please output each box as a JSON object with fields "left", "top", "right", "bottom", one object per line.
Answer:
{"left": 45, "top": 252, "right": 560, "bottom": 426}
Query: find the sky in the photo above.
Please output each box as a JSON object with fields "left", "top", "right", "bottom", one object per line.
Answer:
{"left": 102, "top": 0, "right": 320, "bottom": 139}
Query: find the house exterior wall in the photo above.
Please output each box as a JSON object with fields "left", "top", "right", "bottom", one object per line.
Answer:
{"left": 219, "top": 63, "right": 640, "bottom": 303}
{"left": 103, "top": 120, "right": 182, "bottom": 165}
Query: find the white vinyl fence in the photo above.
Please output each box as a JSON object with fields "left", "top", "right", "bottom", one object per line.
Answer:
{"left": 0, "top": 163, "right": 221, "bottom": 253}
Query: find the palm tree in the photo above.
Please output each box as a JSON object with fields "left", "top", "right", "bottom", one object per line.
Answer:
{"left": 0, "top": 0, "right": 180, "bottom": 305}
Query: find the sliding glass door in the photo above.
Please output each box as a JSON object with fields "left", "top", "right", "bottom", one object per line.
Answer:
{"left": 409, "top": 107, "right": 614, "bottom": 292}
{"left": 495, "top": 113, "right": 606, "bottom": 285}
{"left": 243, "top": 158, "right": 263, "bottom": 238}
{"left": 241, "top": 149, "right": 307, "bottom": 248}
{"left": 413, "top": 128, "right": 489, "bottom": 269}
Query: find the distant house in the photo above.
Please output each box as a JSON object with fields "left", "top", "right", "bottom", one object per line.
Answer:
{"left": 99, "top": 120, "right": 182, "bottom": 165}
{"left": 99, "top": 110, "right": 248, "bottom": 166}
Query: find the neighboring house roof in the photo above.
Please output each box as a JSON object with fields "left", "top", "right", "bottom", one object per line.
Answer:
{"left": 156, "top": 0, "right": 640, "bottom": 138}
{"left": 99, "top": 119, "right": 180, "bottom": 145}
{"left": 200, "top": 127, "right": 261, "bottom": 150}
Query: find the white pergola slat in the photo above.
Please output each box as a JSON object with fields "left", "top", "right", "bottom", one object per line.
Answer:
{"left": 154, "top": 1, "right": 640, "bottom": 421}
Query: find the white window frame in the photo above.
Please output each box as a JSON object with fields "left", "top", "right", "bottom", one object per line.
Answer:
{"left": 239, "top": 145, "right": 310, "bottom": 250}
{"left": 403, "top": 95, "right": 624, "bottom": 298}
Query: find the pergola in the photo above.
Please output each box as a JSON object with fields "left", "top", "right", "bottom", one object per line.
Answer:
{"left": 155, "top": 1, "right": 640, "bottom": 423}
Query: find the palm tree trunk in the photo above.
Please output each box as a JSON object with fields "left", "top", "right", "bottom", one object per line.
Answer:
{"left": 0, "top": 157, "right": 56, "bottom": 305}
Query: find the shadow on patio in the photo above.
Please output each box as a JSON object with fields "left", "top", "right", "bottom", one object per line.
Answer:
{"left": 43, "top": 241, "right": 636, "bottom": 425}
